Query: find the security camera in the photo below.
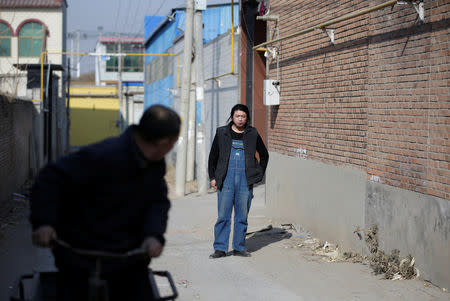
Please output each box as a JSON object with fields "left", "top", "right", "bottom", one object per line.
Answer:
{"left": 272, "top": 80, "right": 280, "bottom": 86}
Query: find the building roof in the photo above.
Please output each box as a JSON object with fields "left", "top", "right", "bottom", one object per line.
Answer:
{"left": 99, "top": 36, "right": 145, "bottom": 44}
{"left": 145, "top": 2, "right": 238, "bottom": 47}
{"left": 0, "top": 0, "right": 67, "bottom": 8}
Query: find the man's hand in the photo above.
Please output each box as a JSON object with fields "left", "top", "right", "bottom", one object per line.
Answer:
{"left": 141, "top": 236, "right": 163, "bottom": 258}
{"left": 210, "top": 179, "right": 217, "bottom": 190}
{"left": 32, "top": 225, "right": 57, "bottom": 248}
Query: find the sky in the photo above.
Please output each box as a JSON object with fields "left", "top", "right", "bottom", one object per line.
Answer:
{"left": 67, "top": 0, "right": 185, "bottom": 74}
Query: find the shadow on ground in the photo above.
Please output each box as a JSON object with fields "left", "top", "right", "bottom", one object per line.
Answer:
{"left": 246, "top": 227, "right": 292, "bottom": 253}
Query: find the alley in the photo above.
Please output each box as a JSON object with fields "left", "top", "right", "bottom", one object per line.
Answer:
{"left": 150, "top": 185, "right": 448, "bottom": 301}
{"left": 0, "top": 185, "right": 449, "bottom": 300}
{"left": 1, "top": 0, "right": 449, "bottom": 296}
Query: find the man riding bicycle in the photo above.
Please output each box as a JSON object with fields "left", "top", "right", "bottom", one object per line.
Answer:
{"left": 30, "top": 105, "right": 180, "bottom": 301}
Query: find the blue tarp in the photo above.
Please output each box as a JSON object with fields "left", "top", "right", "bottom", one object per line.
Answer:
{"left": 123, "top": 82, "right": 143, "bottom": 87}
{"left": 202, "top": 5, "right": 239, "bottom": 42}
{"left": 144, "top": 4, "right": 239, "bottom": 110}
{"left": 144, "top": 75, "right": 174, "bottom": 109}
{"left": 144, "top": 16, "right": 165, "bottom": 40}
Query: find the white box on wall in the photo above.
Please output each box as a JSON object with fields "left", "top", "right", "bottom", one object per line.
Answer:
{"left": 195, "top": 0, "right": 206, "bottom": 10}
{"left": 263, "top": 80, "right": 280, "bottom": 106}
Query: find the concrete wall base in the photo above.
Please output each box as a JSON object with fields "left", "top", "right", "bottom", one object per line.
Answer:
{"left": 266, "top": 152, "right": 449, "bottom": 289}
{"left": 366, "top": 182, "right": 449, "bottom": 289}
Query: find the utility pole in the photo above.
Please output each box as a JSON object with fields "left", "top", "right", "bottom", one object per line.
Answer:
{"left": 76, "top": 29, "right": 80, "bottom": 78}
{"left": 66, "top": 58, "right": 71, "bottom": 153}
{"left": 186, "top": 61, "right": 196, "bottom": 182}
{"left": 194, "top": 8, "right": 208, "bottom": 195}
{"left": 70, "top": 33, "right": 74, "bottom": 78}
{"left": 175, "top": 0, "right": 195, "bottom": 196}
{"left": 95, "top": 26, "right": 103, "bottom": 86}
{"left": 117, "top": 34, "right": 123, "bottom": 132}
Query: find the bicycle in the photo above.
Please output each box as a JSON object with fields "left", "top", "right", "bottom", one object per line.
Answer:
{"left": 9, "top": 239, "right": 178, "bottom": 301}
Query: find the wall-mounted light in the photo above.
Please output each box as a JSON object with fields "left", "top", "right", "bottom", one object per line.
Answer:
{"left": 167, "top": 12, "right": 176, "bottom": 22}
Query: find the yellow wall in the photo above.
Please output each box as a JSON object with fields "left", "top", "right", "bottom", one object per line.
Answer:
{"left": 69, "top": 86, "right": 120, "bottom": 146}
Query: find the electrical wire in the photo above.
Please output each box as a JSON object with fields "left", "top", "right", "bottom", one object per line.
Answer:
{"left": 130, "top": 0, "right": 171, "bottom": 38}
{"left": 128, "top": 0, "right": 143, "bottom": 35}
{"left": 113, "top": 0, "right": 123, "bottom": 33}
{"left": 118, "top": 0, "right": 133, "bottom": 35}
{"left": 123, "top": 0, "right": 137, "bottom": 34}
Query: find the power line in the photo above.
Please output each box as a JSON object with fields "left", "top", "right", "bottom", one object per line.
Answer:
{"left": 154, "top": 2, "right": 166, "bottom": 16}
{"left": 113, "top": 0, "right": 123, "bottom": 33}
{"left": 128, "top": 0, "right": 143, "bottom": 33}
{"left": 118, "top": 0, "right": 135, "bottom": 34}
{"left": 130, "top": 1, "right": 168, "bottom": 38}
{"left": 129, "top": 0, "right": 145, "bottom": 37}
{"left": 122, "top": 0, "right": 136, "bottom": 34}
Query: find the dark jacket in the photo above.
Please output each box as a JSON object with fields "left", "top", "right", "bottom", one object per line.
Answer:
{"left": 30, "top": 126, "right": 170, "bottom": 271}
{"left": 208, "top": 124, "right": 269, "bottom": 190}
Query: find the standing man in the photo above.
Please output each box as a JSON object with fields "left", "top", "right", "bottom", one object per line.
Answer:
{"left": 208, "top": 104, "right": 269, "bottom": 258}
{"left": 30, "top": 105, "right": 180, "bottom": 301}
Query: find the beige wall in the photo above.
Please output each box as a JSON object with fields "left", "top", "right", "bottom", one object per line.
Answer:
{"left": 0, "top": 8, "right": 64, "bottom": 97}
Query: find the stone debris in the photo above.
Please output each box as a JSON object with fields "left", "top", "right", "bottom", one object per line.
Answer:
{"left": 281, "top": 223, "right": 297, "bottom": 232}
{"left": 177, "top": 279, "right": 188, "bottom": 288}
{"left": 277, "top": 222, "right": 419, "bottom": 280}
{"left": 342, "top": 251, "right": 365, "bottom": 263}
{"left": 281, "top": 233, "right": 342, "bottom": 262}
{"left": 354, "top": 226, "right": 418, "bottom": 280}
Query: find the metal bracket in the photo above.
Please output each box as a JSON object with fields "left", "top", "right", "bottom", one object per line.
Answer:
{"left": 413, "top": 1, "right": 424, "bottom": 23}
{"left": 397, "top": 1, "right": 424, "bottom": 23}
{"left": 264, "top": 47, "right": 278, "bottom": 59}
{"left": 324, "top": 28, "right": 335, "bottom": 44}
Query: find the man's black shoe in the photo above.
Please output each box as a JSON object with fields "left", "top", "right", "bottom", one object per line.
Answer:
{"left": 209, "top": 250, "right": 227, "bottom": 259}
{"left": 232, "top": 250, "right": 251, "bottom": 257}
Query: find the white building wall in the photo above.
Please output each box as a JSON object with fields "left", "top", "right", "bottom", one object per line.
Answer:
{"left": 96, "top": 42, "right": 144, "bottom": 83}
{"left": 0, "top": 8, "right": 64, "bottom": 97}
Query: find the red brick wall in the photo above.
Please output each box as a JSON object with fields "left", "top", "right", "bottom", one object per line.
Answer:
{"left": 0, "top": 96, "right": 34, "bottom": 216}
{"left": 267, "top": 0, "right": 449, "bottom": 200}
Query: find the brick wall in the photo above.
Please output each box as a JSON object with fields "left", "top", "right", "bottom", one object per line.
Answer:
{"left": 0, "top": 95, "right": 35, "bottom": 217}
{"left": 366, "top": 0, "right": 449, "bottom": 199}
{"left": 268, "top": 0, "right": 449, "bottom": 200}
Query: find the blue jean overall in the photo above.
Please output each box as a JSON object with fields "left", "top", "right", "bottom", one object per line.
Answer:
{"left": 214, "top": 139, "right": 253, "bottom": 252}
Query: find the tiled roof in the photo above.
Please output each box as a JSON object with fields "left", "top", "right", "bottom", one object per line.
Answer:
{"left": 0, "top": 0, "right": 66, "bottom": 8}
{"left": 99, "top": 37, "right": 145, "bottom": 44}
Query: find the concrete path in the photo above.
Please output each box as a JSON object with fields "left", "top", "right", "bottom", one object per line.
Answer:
{"left": 0, "top": 185, "right": 448, "bottom": 301}
{"left": 152, "top": 185, "right": 449, "bottom": 301}
{"left": 0, "top": 207, "right": 54, "bottom": 301}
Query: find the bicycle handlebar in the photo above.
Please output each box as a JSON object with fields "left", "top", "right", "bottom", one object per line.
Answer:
{"left": 51, "top": 239, "right": 148, "bottom": 260}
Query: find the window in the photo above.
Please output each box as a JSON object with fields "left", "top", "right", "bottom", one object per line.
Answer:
{"left": 146, "top": 55, "right": 173, "bottom": 85}
{"left": 0, "top": 23, "right": 12, "bottom": 56}
{"left": 105, "top": 42, "right": 144, "bottom": 72}
{"left": 19, "top": 22, "right": 43, "bottom": 57}
{"left": 105, "top": 44, "right": 118, "bottom": 72}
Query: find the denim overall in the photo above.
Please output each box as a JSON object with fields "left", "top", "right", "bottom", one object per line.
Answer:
{"left": 214, "top": 139, "right": 253, "bottom": 252}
